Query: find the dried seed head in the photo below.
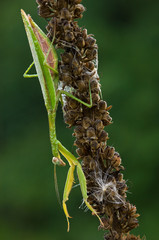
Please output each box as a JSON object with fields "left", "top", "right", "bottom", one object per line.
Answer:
{"left": 39, "top": 1, "right": 141, "bottom": 237}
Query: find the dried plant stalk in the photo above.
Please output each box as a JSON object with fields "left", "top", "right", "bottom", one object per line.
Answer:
{"left": 36, "top": 0, "right": 143, "bottom": 239}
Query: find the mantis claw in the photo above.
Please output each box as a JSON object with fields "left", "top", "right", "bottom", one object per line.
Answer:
{"left": 63, "top": 201, "right": 72, "bottom": 232}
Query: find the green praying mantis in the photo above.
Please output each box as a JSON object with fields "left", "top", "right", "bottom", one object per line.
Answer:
{"left": 21, "top": 9, "right": 103, "bottom": 231}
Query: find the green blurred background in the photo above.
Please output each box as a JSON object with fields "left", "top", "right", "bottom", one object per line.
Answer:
{"left": 0, "top": 0, "right": 159, "bottom": 239}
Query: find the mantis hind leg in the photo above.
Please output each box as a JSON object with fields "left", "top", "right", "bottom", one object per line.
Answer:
{"left": 58, "top": 142, "right": 103, "bottom": 230}
{"left": 76, "top": 163, "right": 104, "bottom": 227}
{"left": 63, "top": 163, "right": 75, "bottom": 232}
{"left": 58, "top": 142, "right": 77, "bottom": 231}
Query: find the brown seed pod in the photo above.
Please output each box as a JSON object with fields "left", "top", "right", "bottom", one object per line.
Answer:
{"left": 85, "top": 36, "right": 96, "bottom": 47}
{"left": 98, "top": 100, "right": 107, "bottom": 111}
{"left": 111, "top": 153, "right": 123, "bottom": 170}
{"left": 76, "top": 80, "right": 87, "bottom": 91}
{"left": 74, "top": 139, "right": 83, "bottom": 148}
{"left": 64, "top": 115, "right": 75, "bottom": 127}
{"left": 98, "top": 130, "right": 109, "bottom": 142}
{"left": 65, "top": 31, "right": 75, "bottom": 42}
{"left": 61, "top": 52, "right": 73, "bottom": 64}
{"left": 94, "top": 119, "right": 104, "bottom": 131}
{"left": 84, "top": 48, "right": 97, "bottom": 61}
{"left": 74, "top": 4, "right": 85, "bottom": 18}
{"left": 103, "top": 146, "right": 115, "bottom": 159}
{"left": 76, "top": 37, "right": 85, "bottom": 48}
{"left": 86, "top": 127, "right": 96, "bottom": 139}
{"left": 60, "top": 73, "right": 72, "bottom": 83}
{"left": 90, "top": 80, "right": 100, "bottom": 94}
{"left": 82, "top": 28, "right": 87, "bottom": 39}
{"left": 82, "top": 117, "right": 92, "bottom": 129}
{"left": 73, "top": 125, "right": 85, "bottom": 135}
{"left": 57, "top": 0, "right": 67, "bottom": 9}
{"left": 76, "top": 147, "right": 87, "bottom": 157}
{"left": 59, "top": 64, "right": 70, "bottom": 73}
{"left": 90, "top": 140, "right": 100, "bottom": 150}
{"left": 67, "top": 98, "right": 79, "bottom": 109}
{"left": 60, "top": 8, "right": 72, "bottom": 21}
{"left": 71, "top": 57, "right": 80, "bottom": 68}
{"left": 92, "top": 92, "right": 100, "bottom": 103}
{"left": 85, "top": 61, "right": 95, "bottom": 71}
{"left": 72, "top": 65, "right": 83, "bottom": 75}
{"left": 102, "top": 112, "right": 112, "bottom": 125}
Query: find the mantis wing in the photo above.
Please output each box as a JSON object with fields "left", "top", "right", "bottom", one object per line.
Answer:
{"left": 21, "top": 9, "right": 58, "bottom": 111}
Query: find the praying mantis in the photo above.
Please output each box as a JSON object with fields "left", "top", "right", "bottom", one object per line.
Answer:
{"left": 21, "top": 10, "right": 103, "bottom": 231}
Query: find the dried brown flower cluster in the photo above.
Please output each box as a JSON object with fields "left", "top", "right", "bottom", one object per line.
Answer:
{"left": 36, "top": 0, "right": 142, "bottom": 239}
